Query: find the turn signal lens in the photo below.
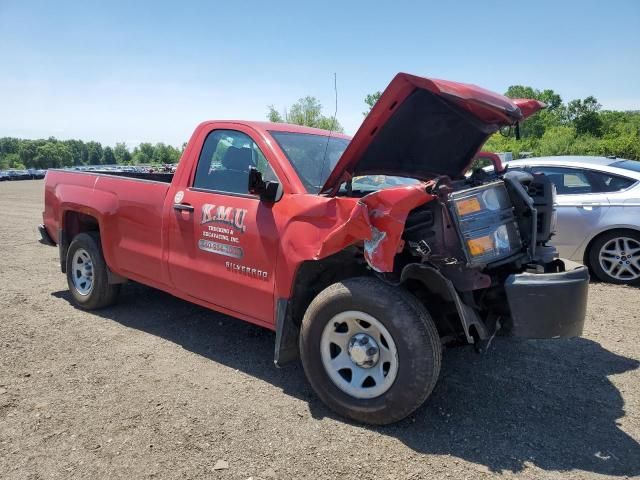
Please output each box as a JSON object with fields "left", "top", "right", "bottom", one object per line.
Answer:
{"left": 455, "top": 197, "right": 482, "bottom": 216}
{"left": 467, "top": 235, "right": 494, "bottom": 256}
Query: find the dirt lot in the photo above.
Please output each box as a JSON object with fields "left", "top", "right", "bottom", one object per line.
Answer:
{"left": 0, "top": 180, "right": 639, "bottom": 480}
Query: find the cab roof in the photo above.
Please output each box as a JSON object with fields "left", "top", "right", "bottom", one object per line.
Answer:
{"left": 200, "top": 120, "right": 351, "bottom": 139}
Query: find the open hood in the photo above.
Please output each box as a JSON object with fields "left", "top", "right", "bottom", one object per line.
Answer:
{"left": 321, "top": 73, "right": 544, "bottom": 194}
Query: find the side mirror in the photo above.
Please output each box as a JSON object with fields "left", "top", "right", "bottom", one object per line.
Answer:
{"left": 248, "top": 167, "right": 283, "bottom": 202}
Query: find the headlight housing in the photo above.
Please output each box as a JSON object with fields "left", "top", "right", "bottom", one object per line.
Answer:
{"left": 449, "top": 182, "right": 522, "bottom": 266}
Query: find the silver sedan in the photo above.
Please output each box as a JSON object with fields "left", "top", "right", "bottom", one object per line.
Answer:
{"left": 504, "top": 156, "right": 640, "bottom": 285}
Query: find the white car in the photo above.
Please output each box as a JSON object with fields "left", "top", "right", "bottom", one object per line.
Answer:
{"left": 503, "top": 156, "right": 640, "bottom": 285}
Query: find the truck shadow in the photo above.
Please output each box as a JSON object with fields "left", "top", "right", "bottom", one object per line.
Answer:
{"left": 53, "top": 283, "right": 640, "bottom": 477}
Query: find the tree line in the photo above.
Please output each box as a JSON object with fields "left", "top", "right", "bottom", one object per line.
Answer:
{"left": 3, "top": 83, "right": 637, "bottom": 171}
{"left": 0, "top": 137, "right": 183, "bottom": 170}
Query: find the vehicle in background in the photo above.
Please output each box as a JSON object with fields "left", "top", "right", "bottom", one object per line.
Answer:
{"left": 6, "top": 169, "right": 33, "bottom": 180}
{"left": 28, "top": 169, "right": 46, "bottom": 179}
{"left": 0, "top": 171, "right": 9, "bottom": 181}
{"left": 40, "top": 73, "right": 590, "bottom": 424}
{"left": 503, "top": 156, "right": 640, "bottom": 285}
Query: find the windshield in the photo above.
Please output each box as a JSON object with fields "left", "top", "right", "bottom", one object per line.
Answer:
{"left": 612, "top": 159, "right": 640, "bottom": 173}
{"left": 269, "top": 131, "right": 420, "bottom": 194}
{"left": 269, "top": 131, "right": 349, "bottom": 193}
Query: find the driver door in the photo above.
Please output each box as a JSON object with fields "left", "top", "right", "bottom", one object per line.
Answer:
{"left": 167, "top": 128, "right": 280, "bottom": 324}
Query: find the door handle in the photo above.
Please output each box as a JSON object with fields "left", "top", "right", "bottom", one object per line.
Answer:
{"left": 580, "top": 203, "right": 604, "bottom": 211}
{"left": 173, "top": 203, "right": 194, "bottom": 212}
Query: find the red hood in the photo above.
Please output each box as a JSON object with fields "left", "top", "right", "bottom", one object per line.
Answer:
{"left": 321, "top": 73, "right": 544, "bottom": 194}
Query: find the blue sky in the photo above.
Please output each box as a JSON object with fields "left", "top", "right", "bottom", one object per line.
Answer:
{"left": 1, "top": 0, "right": 638, "bottom": 147}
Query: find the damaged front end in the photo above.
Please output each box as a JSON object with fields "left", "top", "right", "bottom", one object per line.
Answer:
{"left": 275, "top": 72, "right": 588, "bottom": 364}
{"left": 305, "top": 167, "right": 588, "bottom": 346}
{"left": 310, "top": 72, "right": 588, "bottom": 345}
{"left": 387, "top": 167, "right": 589, "bottom": 343}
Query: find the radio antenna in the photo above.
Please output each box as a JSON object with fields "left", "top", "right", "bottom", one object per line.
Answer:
{"left": 320, "top": 72, "right": 338, "bottom": 189}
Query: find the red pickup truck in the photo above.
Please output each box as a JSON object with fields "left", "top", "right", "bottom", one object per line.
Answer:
{"left": 40, "top": 73, "right": 589, "bottom": 424}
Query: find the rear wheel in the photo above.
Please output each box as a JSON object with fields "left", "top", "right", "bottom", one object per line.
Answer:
{"left": 588, "top": 230, "right": 640, "bottom": 285}
{"left": 66, "top": 232, "right": 120, "bottom": 309}
{"left": 299, "top": 277, "right": 441, "bottom": 425}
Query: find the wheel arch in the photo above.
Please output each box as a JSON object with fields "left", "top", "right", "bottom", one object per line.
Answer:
{"left": 274, "top": 246, "right": 368, "bottom": 367}
{"left": 58, "top": 209, "right": 126, "bottom": 285}
{"left": 59, "top": 209, "right": 100, "bottom": 273}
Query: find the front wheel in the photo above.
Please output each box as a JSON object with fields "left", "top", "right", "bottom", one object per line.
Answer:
{"left": 299, "top": 277, "right": 441, "bottom": 425}
{"left": 589, "top": 230, "right": 640, "bottom": 285}
{"left": 66, "top": 232, "right": 120, "bottom": 310}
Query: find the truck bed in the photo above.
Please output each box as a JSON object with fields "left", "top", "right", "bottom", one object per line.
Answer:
{"left": 70, "top": 170, "right": 174, "bottom": 183}
{"left": 44, "top": 168, "right": 174, "bottom": 287}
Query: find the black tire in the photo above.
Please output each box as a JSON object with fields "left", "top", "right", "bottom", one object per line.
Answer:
{"left": 588, "top": 230, "right": 640, "bottom": 286}
{"left": 299, "top": 277, "right": 441, "bottom": 425}
{"left": 66, "top": 232, "right": 120, "bottom": 309}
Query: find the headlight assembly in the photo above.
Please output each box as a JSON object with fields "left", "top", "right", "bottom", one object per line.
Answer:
{"left": 449, "top": 182, "right": 522, "bottom": 266}
{"left": 465, "top": 223, "right": 522, "bottom": 261}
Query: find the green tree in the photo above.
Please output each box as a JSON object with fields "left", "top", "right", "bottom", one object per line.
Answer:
{"left": 152, "top": 143, "right": 181, "bottom": 164}
{"left": 33, "top": 142, "right": 73, "bottom": 168}
{"left": 266, "top": 96, "right": 343, "bottom": 133}
{"left": 102, "top": 146, "right": 116, "bottom": 165}
{"left": 534, "top": 126, "right": 576, "bottom": 156}
{"left": 63, "top": 139, "right": 88, "bottom": 165}
{"left": 0, "top": 137, "right": 20, "bottom": 156}
{"left": 0, "top": 152, "right": 21, "bottom": 169}
{"left": 566, "top": 96, "right": 603, "bottom": 136}
{"left": 86, "top": 141, "right": 103, "bottom": 165}
{"left": 168, "top": 145, "right": 181, "bottom": 163}
{"left": 267, "top": 105, "right": 284, "bottom": 123}
{"left": 363, "top": 91, "right": 381, "bottom": 115}
{"left": 504, "top": 86, "right": 564, "bottom": 138}
{"left": 18, "top": 140, "right": 40, "bottom": 168}
{"left": 288, "top": 96, "right": 323, "bottom": 126}
{"left": 132, "top": 143, "right": 155, "bottom": 164}
{"left": 113, "top": 142, "right": 132, "bottom": 164}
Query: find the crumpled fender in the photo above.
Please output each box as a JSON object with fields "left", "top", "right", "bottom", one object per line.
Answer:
{"left": 273, "top": 183, "right": 434, "bottom": 300}
{"left": 315, "top": 184, "right": 434, "bottom": 272}
{"left": 274, "top": 183, "right": 434, "bottom": 364}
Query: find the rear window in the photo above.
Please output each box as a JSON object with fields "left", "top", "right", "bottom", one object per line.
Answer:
{"left": 612, "top": 160, "right": 640, "bottom": 173}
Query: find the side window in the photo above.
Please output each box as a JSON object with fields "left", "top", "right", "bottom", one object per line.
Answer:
{"left": 530, "top": 167, "right": 593, "bottom": 195}
{"left": 530, "top": 166, "right": 635, "bottom": 195}
{"left": 585, "top": 170, "right": 635, "bottom": 193}
{"left": 193, "top": 129, "right": 278, "bottom": 194}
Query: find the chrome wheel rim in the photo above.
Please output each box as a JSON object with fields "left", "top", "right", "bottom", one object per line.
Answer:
{"left": 320, "top": 310, "right": 399, "bottom": 399}
{"left": 72, "top": 248, "right": 94, "bottom": 295}
{"left": 598, "top": 237, "right": 640, "bottom": 281}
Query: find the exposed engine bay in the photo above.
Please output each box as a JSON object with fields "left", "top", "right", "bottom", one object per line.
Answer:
{"left": 403, "top": 167, "right": 558, "bottom": 271}
{"left": 388, "top": 167, "right": 568, "bottom": 344}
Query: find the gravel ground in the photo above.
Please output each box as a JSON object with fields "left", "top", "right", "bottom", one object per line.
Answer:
{"left": 1, "top": 180, "right": 639, "bottom": 480}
